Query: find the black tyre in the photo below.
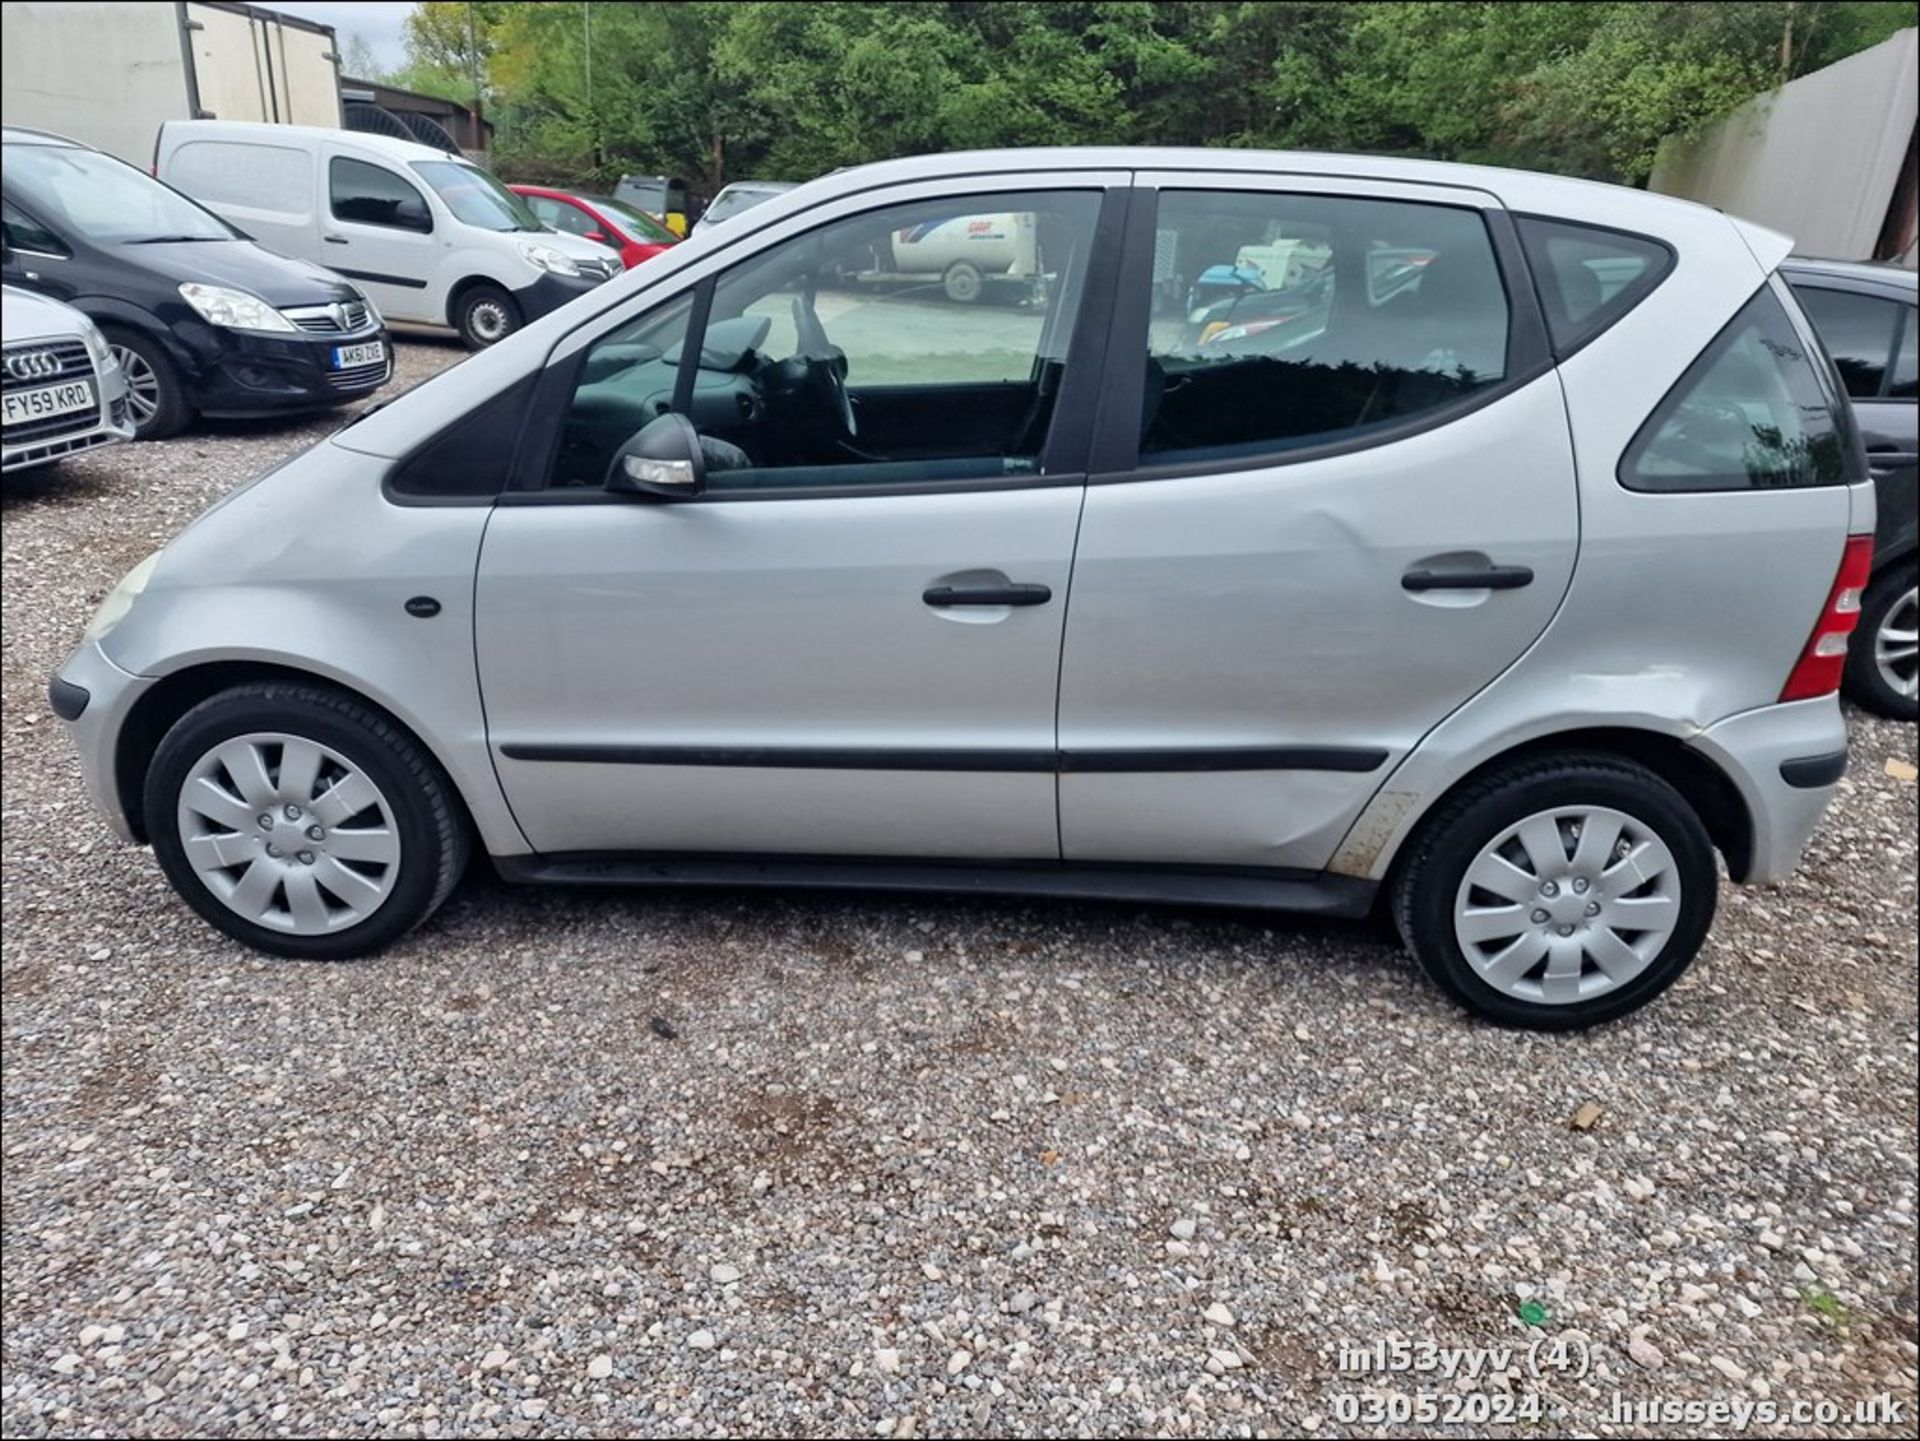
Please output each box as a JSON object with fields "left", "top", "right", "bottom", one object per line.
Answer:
{"left": 942, "top": 261, "right": 984, "bottom": 305}
{"left": 145, "top": 682, "right": 468, "bottom": 959}
{"left": 1843, "top": 561, "right": 1918, "bottom": 722}
{"left": 454, "top": 284, "right": 522, "bottom": 349}
{"left": 1391, "top": 753, "right": 1717, "bottom": 1030}
{"left": 102, "top": 326, "right": 192, "bottom": 439}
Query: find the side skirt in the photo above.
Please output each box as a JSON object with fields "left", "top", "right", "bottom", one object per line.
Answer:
{"left": 491, "top": 851, "right": 1378, "bottom": 918}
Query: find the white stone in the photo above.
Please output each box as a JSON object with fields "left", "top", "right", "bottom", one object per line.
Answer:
{"left": 587, "top": 1354, "right": 613, "bottom": 1380}
{"left": 687, "top": 1330, "right": 717, "bottom": 1350}
{"left": 1170, "top": 1218, "right": 1197, "bottom": 1241}
{"left": 947, "top": 1349, "right": 973, "bottom": 1375}
{"left": 710, "top": 1263, "right": 742, "bottom": 1285}
{"left": 1203, "top": 1302, "right": 1235, "bottom": 1327}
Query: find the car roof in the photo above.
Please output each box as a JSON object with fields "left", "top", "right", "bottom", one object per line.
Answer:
{"left": 160, "top": 119, "right": 461, "bottom": 164}
{"left": 1, "top": 125, "right": 84, "bottom": 148}
{"left": 1781, "top": 256, "right": 1918, "bottom": 292}
{"left": 718, "top": 181, "right": 795, "bottom": 195}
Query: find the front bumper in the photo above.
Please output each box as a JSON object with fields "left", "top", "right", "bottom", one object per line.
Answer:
{"left": 1690, "top": 696, "right": 1850, "bottom": 885}
{"left": 517, "top": 272, "right": 607, "bottom": 323}
{"left": 182, "top": 324, "right": 395, "bottom": 418}
{"left": 1, "top": 356, "right": 135, "bottom": 473}
{"left": 50, "top": 640, "right": 156, "bottom": 844}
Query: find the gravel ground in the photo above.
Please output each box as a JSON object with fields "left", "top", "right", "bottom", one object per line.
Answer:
{"left": 2, "top": 338, "right": 1916, "bottom": 1438}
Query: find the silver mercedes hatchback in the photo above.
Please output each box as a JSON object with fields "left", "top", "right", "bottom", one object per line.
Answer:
{"left": 51, "top": 148, "right": 1875, "bottom": 1029}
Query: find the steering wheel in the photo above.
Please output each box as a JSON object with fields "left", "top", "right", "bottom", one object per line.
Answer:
{"left": 791, "top": 293, "right": 857, "bottom": 438}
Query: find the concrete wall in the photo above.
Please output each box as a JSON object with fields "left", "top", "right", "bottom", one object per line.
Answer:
{"left": 1651, "top": 27, "right": 1918, "bottom": 265}
{"left": 1, "top": 1, "right": 190, "bottom": 165}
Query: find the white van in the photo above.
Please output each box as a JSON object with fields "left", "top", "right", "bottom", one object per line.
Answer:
{"left": 156, "top": 122, "right": 622, "bottom": 348}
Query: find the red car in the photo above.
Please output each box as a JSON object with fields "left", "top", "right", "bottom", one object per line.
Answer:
{"left": 510, "top": 185, "right": 680, "bottom": 270}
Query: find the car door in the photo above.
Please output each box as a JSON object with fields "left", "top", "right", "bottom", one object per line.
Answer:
{"left": 1789, "top": 277, "right": 1919, "bottom": 561}
{"left": 321, "top": 152, "right": 437, "bottom": 323}
{"left": 1056, "top": 172, "right": 1578, "bottom": 871}
{"left": 473, "top": 174, "right": 1123, "bottom": 859}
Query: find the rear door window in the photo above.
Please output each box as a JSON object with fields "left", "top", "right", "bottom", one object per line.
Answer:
{"left": 1140, "top": 190, "right": 1512, "bottom": 465}
{"left": 1791, "top": 283, "right": 1904, "bottom": 398}
{"left": 1516, "top": 216, "right": 1673, "bottom": 356}
{"left": 1620, "top": 286, "right": 1853, "bottom": 492}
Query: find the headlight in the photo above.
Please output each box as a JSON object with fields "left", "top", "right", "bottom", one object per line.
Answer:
{"left": 518, "top": 241, "right": 580, "bottom": 278}
{"left": 76, "top": 314, "right": 113, "bottom": 367}
{"left": 83, "top": 551, "right": 161, "bottom": 644}
{"left": 178, "top": 283, "right": 296, "bottom": 333}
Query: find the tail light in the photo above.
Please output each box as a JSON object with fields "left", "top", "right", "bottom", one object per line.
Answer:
{"left": 1780, "top": 534, "right": 1875, "bottom": 701}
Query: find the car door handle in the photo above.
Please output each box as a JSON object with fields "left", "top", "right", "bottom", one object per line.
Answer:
{"left": 323, "top": 234, "right": 349, "bottom": 245}
{"left": 922, "top": 583, "right": 1053, "bottom": 607}
{"left": 1401, "top": 564, "right": 1535, "bottom": 592}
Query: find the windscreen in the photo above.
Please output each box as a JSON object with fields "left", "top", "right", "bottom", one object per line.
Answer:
{"left": 591, "top": 196, "right": 677, "bottom": 243}
{"left": 7, "top": 143, "right": 238, "bottom": 244}
{"left": 411, "top": 160, "right": 541, "bottom": 232}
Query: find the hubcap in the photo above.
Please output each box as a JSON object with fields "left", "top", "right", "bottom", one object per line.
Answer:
{"left": 176, "top": 732, "right": 401, "bottom": 935}
{"left": 1453, "top": 805, "right": 1682, "bottom": 1006}
{"left": 469, "top": 300, "right": 511, "bottom": 344}
{"left": 110, "top": 345, "right": 160, "bottom": 425}
{"left": 1874, "top": 585, "right": 1918, "bottom": 701}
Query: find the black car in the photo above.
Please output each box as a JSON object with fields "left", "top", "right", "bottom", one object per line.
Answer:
{"left": 0, "top": 126, "right": 393, "bottom": 440}
{"left": 1784, "top": 258, "right": 1918, "bottom": 721}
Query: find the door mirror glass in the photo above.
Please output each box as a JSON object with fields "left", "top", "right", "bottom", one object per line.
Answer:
{"left": 605, "top": 413, "right": 707, "bottom": 499}
{"left": 394, "top": 196, "right": 432, "bottom": 233}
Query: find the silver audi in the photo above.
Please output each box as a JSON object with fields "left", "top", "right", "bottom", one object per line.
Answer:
{"left": 2, "top": 285, "right": 134, "bottom": 472}
{"left": 50, "top": 147, "right": 1874, "bottom": 1029}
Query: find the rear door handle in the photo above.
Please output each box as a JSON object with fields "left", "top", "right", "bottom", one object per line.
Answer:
{"left": 923, "top": 583, "right": 1053, "bottom": 607}
{"left": 1402, "top": 564, "right": 1535, "bottom": 592}
{"left": 323, "top": 234, "right": 349, "bottom": 245}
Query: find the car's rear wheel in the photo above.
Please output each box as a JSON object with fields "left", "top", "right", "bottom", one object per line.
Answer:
{"left": 103, "top": 326, "right": 192, "bottom": 440}
{"left": 145, "top": 683, "right": 467, "bottom": 959}
{"left": 454, "top": 284, "right": 521, "bottom": 349}
{"left": 1844, "top": 561, "right": 1918, "bottom": 721}
{"left": 1392, "top": 754, "right": 1717, "bottom": 1029}
{"left": 942, "top": 261, "right": 984, "bottom": 305}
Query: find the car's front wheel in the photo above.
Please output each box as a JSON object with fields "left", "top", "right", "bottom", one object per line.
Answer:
{"left": 102, "top": 326, "right": 192, "bottom": 439}
{"left": 454, "top": 284, "right": 522, "bottom": 349}
{"left": 145, "top": 682, "right": 467, "bottom": 958}
{"left": 1392, "top": 754, "right": 1717, "bottom": 1029}
{"left": 1844, "top": 560, "right": 1918, "bottom": 721}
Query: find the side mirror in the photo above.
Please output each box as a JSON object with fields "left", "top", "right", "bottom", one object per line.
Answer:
{"left": 395, "top": 197, "right": 432, "bottom": 233}
{"left": 605, "top": 412, "right": 706, "bottom": 500}
{"left": 584, "top": 230, "right": 608, "bottom": 245}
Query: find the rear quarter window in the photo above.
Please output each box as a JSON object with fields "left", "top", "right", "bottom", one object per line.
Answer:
{"left": 1516, "top": 216, "right": 1673, "bottom": 357}
{"left": 1620, "top": 286, "right": 1854, "bottom": 493}
{"left": 169, "top": 140, "right": 311, "bottom": 216}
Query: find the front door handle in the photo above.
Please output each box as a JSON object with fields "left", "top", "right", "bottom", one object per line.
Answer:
{"left": 323, "top": 234, "right": 349, "bottom": 245}
{"left": 1402, "top": 564, "right": 1535, "bottom": 592}
{"left": 923, "top": 582, "right": 1053, "bottom": 607}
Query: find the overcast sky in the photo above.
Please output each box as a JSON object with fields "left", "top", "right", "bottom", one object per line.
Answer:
{"left": 256, "top": 1, "right": 418, "bottom": 76}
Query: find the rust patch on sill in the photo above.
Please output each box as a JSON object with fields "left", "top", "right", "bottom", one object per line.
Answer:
{"left": 1329, "top": 790, "right": 1419, "bottom": 878}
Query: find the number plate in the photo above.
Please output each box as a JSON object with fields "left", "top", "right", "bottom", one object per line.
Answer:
{"left": 331, "top": 340, "right": 385, "bottom": 370}
{"left": 2, "top": 380, "right": 96, "bottom": 428}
